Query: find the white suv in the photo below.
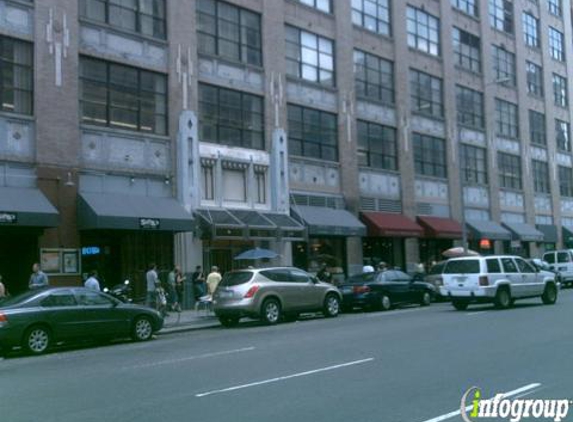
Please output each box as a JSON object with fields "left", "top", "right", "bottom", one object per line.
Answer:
{"left": 542, "top": 250, "right": 573, "bottom": 288}
{"left": 439, "top": 255, "right": 558, "bottom": 310}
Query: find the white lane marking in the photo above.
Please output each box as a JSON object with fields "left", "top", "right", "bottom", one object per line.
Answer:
{"left": 195, "top": 357, "right": 375, "bottom": 398}
{"left": 126, "top": 347, "right": 256, "bottom": 370}
{"left": 419, "top": 383, "right": 541, "bottom": 422}
{"left": 466, "top": 311, "right": 489, "bottom": 316}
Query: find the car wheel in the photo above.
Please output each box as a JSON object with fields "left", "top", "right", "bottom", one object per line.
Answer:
{"left": 323, "top": 294, "right": 340, "bottom": 318}
{"left": 494, "top": 288, "right": 511, "bottom": 310}
{"left": 541, "top": 283, "right": 557, "bottom": 305}
{"left": 379, "top": 294, "right": 392, "bottom": 311}
{"left": 261, "top": 298, "right": 281, "bottom": 325}
{"left": 452, "top": 300, "right": 468, "bottom": 311}
{"left": 132, "top": 316, "right": 153, "bottom": 341}
{"left": 23, "top": 325, "right": 51, "bottom": 355}
{"left": 219, "top": 316, "right": 240, "bottom": 327}
{"left": 420, "top": 292, "right": 432, "bottom": 307}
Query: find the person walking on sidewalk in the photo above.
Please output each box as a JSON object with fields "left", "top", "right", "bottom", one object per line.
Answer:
{"left": 84, "top": 270, "right": 101, "bottom": 291}
{"left": 192, "top": 266, "right": 205, "bottom": 300}
{"left": 167, "top": 265, "right": 182, "bottom": 312}
{"left": 29, "top": 263, "right": 49, "bottom": 290}
{"left": 175, "top": 267, "right": 185, "bottom": 311}
{"left": 146, "top": 263, "right": 159, "bottom": 307}
{"left": 206, "top": 266, "right": 222, "bottom": 297}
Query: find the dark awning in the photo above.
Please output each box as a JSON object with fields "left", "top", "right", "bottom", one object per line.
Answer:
{"left": 466, "top": 220, "right": 511, "bottom": 241}
{"left": 502, "top": 222, "right": 544, "bottom": 242}
{"left": 537, "top": 224, "right": 558, "bottom": 243}
{"left": 417, "top": 216, "right": 463, "bottom": 239}
{"left": 292, "top": 206, "right": 366, "bottom": 237}
{"left": 260, "top": 212, "right": 306, "bottom": 240}
{"left": 78, "top": 193, "right": 193, "bottom": 232}
{"left": 563, "top": 226, "right": 573, "bottom": 245}
{"left": 361, "top": 212, "right": 423, "bottom": 237}
{"left": 0, "top": 186, "right": 59, "bottom": 228}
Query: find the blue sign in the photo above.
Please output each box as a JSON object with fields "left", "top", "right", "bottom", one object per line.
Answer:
{"left": 81, "top": 246, "right": 101, "bottom": 256}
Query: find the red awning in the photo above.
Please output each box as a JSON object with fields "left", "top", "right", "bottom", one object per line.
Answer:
{"left": 361, "top": 212, "right": 424, "bottom": 237}
{"left": 417, "top": 216, "right": 463, "bottom": 239}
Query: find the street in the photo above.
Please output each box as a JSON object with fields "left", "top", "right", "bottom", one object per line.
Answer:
{"left": 2, "top": 290, "right": 573, "bottom": 422}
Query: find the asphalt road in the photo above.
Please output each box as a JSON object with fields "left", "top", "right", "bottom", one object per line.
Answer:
{"left": 2, "top": 290, "right": 573, "bottom": 422}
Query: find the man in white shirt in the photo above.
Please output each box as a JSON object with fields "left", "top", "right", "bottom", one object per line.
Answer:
{"left": 146, "top": 263, "right": 159, "bottom": 307}
{"left": 84, "top": 270, "right": 101, "bottom": 291}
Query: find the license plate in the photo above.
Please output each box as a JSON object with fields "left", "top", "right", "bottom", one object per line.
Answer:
{"left": 218, "top": 291, "right": 233, "bottom": 298}
{"left": 341, "top": 286, "right": 352, "bottom": 293}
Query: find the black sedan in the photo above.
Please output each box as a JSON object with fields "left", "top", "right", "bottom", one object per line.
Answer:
{"left": 339, "top": 270, "right": 436, "bottom": 311}
{"left": 0, "top": 287, "right": 163, "bottom": 355}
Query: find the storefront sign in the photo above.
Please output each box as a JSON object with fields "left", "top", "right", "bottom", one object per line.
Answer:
{"left": 140, "top": 218, "right": 160, "bottom": 230}
{"left": 0, "top": 212, "right": 17, "bottom": 224}
{"left": 81, "top": 246, "right": 101, "bottom": 256}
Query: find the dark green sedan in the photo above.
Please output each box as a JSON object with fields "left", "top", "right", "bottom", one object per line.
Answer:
{"left": 0, "top": 287, "right": 163, "bottom": 355}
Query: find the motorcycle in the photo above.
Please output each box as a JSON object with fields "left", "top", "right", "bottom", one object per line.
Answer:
{"left": 103, "top": 280, "right": 132, "bottom": 303}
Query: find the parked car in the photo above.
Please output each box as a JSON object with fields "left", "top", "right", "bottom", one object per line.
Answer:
{"left": 440, "top": 255, "right": 558, "bottom": 311}
{"left": 338, "top": 270, "right": 436, "bottom": 312}
{"left": 424, "top": 261, "right": 448, "bottom": 301}
{"left": 212, "top": 267, "right": 342, "bottom": 327}
{"left": 0, "top": 287, "right": 163, "bottom": 355}
{"left": 542, "top": 250, "right": 573, "bottom": 287}
{"left": 528, "top": 258, "right": 561, "bottom": 287}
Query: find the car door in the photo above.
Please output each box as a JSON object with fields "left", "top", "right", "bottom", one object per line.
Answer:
{"left": 394, "top": 271, "right": 419, "bottom": 303}
{"left": 381, "top": 271, "right": 409, "bottom": 303}
{"left": 290, "top": 269, "right": 326, "bottom": 311}
{"left": 74, "top": 289, "right": 130, "bottom": 338}
{"left": 500, "top": 258, "right": 523, "bottom": 297}
{"left": 555, "top": 251, "right": 573, "bottom": 280}
{"left": 514, "top": 257, "right": 541, "bottom": 297}
{"left": 259, "top": 269, "right": 296, "bottom": 312}
{"left": 40, "top": 290, "right": 84, "bottom": 340}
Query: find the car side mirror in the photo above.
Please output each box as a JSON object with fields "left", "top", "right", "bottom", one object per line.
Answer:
{"left": 311, "top": 277, "right": 319, "bottom": 284}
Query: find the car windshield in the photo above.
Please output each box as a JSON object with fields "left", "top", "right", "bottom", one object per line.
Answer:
{"left": 0, "top": 290, "right": 40, "bottom": 308}
{"left": 428, "top": 262, "right": 446, "bottom": 275}
{"left": 345, "top": 272, "right": 378, "bottom": 284}
{"left": 219, "top": 271, "right": 254, "bottom": 287}
{"left": 443, "top": 260, "right": 480, "bottom": 274}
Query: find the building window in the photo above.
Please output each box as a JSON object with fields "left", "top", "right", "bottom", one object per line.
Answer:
{"left": 522, "top": 13, "right": 540, "bottom": 48}
{"left": 492, "top": 45, "right": 516, "bottom": 87}
{"left": 413, "top": 133, "right": 447, "bottom": 178}
{"left": 357, "top": 120, "right": 397, "bottom": 171}
{"left": 461, "top": 144, "right": 488, "bottom": 185}
{"left": 0, "top": 36, "right": 33, "bottom": 115}
{"left": 556, "top": 119, "right": 570, "bottom": 151}
{"left": 559, "top": 166, "right": 573, "bottom": 197}
{"left": 222, "top": 169, "right": 246, "bottom": 202}
{"left": 410, "top": 69, "right": 443, "bottom": 119}
{"left": 498, "top": 152, "right": 522, "bottom": 190}
{"left": 529, "top": 110, "right": 546, "bottom": 145}
{"left": 495, "top": 98, "right": 518, "bottom": 138}
{"left": 526, "top": 61, "right": 543, "bottom": 97}
{"left": 198, "top": 84, "right": 264, "bottom": 150}
{"left": 451, "top": 0, "right": 479, "bottom": 17}
{"left": 285, "top": 26, "right": 335, "bottom": 87}
{"left": 553, "top": 74, "right": 568, "bottom": 108}
{"left": 287, "top": 104, "right": 338, "bottom": 161}
{"left": 406, "top": 6, "right": 440, "bottom": 56}
{"left": 297, "top": 0, "right": 331, "bottom": 13}
{"left": 456, "top": 85, "right": 484, "bottom": 129}
{"left": 452, "top": 28, "right": 481, "bottom": 73}
{"left": 255, "top": 170, "right": 266, "bottom": 204}
{"left": 197, "top": 0, "right": 262, "bottom": 67}
{"left": 533, "top": 160, "right": 551, "bottom": 194}
{"left": 79, "top": 0, "right": 166, "bottom": 39}
{"left": 549, "top": 27, "right": 564, "bottom": 61}
{"left": 353, "top": 50, "right": 394, "bottom": 105}
{"left": 489, "top": 0, "right": 513, "bottom": 34}
{"left": 79, "top": 57, "right": 167, "bottom": 134}
{"left": 351, "top": 0, "right": 391, "bottom": 36}
{"left": 547, "top": 0, "right": 562, "bottom": 17}
{"left": 202, "top": 165, "right": 215, "bottom": 200}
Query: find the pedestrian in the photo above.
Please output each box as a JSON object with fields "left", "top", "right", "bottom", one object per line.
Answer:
{"left": 192, "top": 265, "right": 205, "bottom": 300}
{"left": 146, "top": 263, "right": 159, "bottom": 308}
{"left": 377, "top": 261, "right": 388, "bottom": 272}
{"left": 167, "top": 265, "right": 183, "bottom": 312}
{"left": 84, "top": 270, "right": 101, "bottom": 291}
{"left": 29, "top": 263, "right": 49, "bottom": 290}
{"left": 362, "top": 263, "right": 375, "bottom": 273}
{"left": 0, "top": 275, "right": 6, "bottom": 298}
{"left": 175, "top": 267, "right": 185, "bottom": 311}
{"left": 316, "top": 263, "right": 332, "bottom": 283}
{"left": 206, "top": 266, "right": 222, "bottom": 297}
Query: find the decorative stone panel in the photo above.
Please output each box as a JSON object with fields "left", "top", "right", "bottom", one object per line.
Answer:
{"left": 358, "top": 170, "right": 400, "bottom": 199}
{"left": 410, "top": 116, "right": 445, "bottom": 138}
{"left": 355, "top": 101, "right": 396, "bottom": 127}
{"left": 198, "top": 56, "right": 264, "bottom": 93}
{"left": 289, "top": 159, "right": 340, "bottom": 190}
{"left": 463, "top": 186, "right": 489, "bottom": 208}
{"left": 0, "top": 0, "right": 33, "bottom": 36}
{"left": 534, "top": 195, "right": 552, "bottom": 213}
{"left": 414, "top": 179, "right": 449, "bottom": 202}
{"left": 530, "top": 147, "right": 548, "bottom": 161}
{"left": 495, "top": 137, "right": 520, "bottom": 154}
{"left": 286, "top": 80, "right": 337, "bottom": 111}
{"left": 499, "top": 190, "right": 524, "bottom": 210}
{"left": 458, "top": 128, "right": 486, "bottom": 147}
{"left": 0, "top": 115, "right": 34, "bottom": 161}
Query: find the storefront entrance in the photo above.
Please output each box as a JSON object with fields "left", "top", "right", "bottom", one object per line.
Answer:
{"left": 419, "top": 238, "right": 454, "bottom": 269}
{"left": 362, "top": 237, "right": 405, "bottom": 271}
{"left": 0, "top": 228, "right": 40, "bottom": 294}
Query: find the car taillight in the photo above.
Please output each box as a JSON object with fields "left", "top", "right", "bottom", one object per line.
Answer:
{"left": 479, "top": 276, "right": 489, "bottom": 286}
{"left": 353, "top": 285, "right": 371, "bottom": 294}
{"left": 0, "top": 312, "right": 7, "bottom": 326}
{"left": 435, "top": 277, "right": 443, "bottom": 286}
{"left": 244, "top": 285, "right": 260, "bottom": 298}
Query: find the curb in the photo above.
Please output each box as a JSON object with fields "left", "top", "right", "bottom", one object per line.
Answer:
{"left": 158, "top": 321, "right": 221, "bottom": 335}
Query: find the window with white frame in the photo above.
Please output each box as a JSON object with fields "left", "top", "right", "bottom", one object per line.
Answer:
{"left": 285, "top": 26, "right": 335, "bottom": 87}
{"left": 456, "top": 85, "right": 484, "bottom": 129}
{"left": 489, "top": 0, "right": 513, "bottom": 34}
{"left": 410, "top": 69, "right": 443, "bottom": 119}
{"left": 556, "top": 119, "right": 570, "bottom": 151}
{"left": 495, "top": 98, "right": 518, "bottom": 138}
{"left": 492, "top": 45, "right": 516, "bottom": 87}
{"left": 553, "top": 74, "right": 568, "bottom": 107}
{"left": 451, "top": 0, "right": 479, "bottom": 17}
{"left": 498, "top": 152, "right": 522, "bottom": 190}
{"left": 547, "top": 0, "right": 562, "bottom": 17}
{"left": 354, "top": 49, "right": 394, "bottom": 105}
{"left": 453, "top": 28, "right": 481, "bottom": 73}
{"left": 406, "top": 6, "right": 440, "bottom": 56}
{"left": 549, "top": 27, "right": 565, "bottom": 61}
{"left": 351, "top": 0, "right": 391, "bottom": 36}
{"left": 413, "top": 133, "right": 447, "bottom": 178}
{"left": 526, "top": 61, "right": 543, "bottom": 97}
{"left": 522, "top": 13, "right": 540, "bottom": 48}
{"left": 529, "top": 110, "right": 546, "bottom": 145}
{"left": 297, "top": 0, "right": 331, "bottom": 13}
{"left": 532, "top": 160, "right": 550, "bottom": 194}
{"left": 461, "top": 144, "right": 488, "bottom": 185}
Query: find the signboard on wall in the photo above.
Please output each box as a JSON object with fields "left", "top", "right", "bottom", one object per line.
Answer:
{"left": 40, "top": 249, "right": 81, "bottom": 276}
{"left": 0, "top": 212, "right": 17, "bottom": 224}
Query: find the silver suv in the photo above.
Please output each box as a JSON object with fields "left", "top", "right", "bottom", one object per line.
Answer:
{"left": 439, "top": 255, "right": 558, "bottom": 310}
{"left": 212, "top": 267, "right": 342, "bottom": 326}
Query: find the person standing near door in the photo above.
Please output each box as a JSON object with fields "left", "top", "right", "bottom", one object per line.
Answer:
{"left": 29, "top": 263, "right": 49, "bottom": 290}
{"left": 146, "top": 263, "right": 159, "bottom": 307}
{"left": 206, "top": 266, "right": 222, "bottom": 297}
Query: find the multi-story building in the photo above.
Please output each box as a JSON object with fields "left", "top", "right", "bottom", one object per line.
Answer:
{"left": 2, "top": 0, "right": 573, "bottom": 293}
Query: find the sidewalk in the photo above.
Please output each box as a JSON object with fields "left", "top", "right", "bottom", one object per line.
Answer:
{"left": 159, "top": 308, "right": 220, "bottom": 334}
